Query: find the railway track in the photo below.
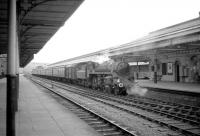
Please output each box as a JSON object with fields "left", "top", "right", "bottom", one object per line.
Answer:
{"left": 122, "top": 94, "right": 200, "bottom": 124}
{"left": 31, "top": 76, "right": 200, "bottom": 136}
{"left": 29, "top": 76, "right": 138, "bottom": 136}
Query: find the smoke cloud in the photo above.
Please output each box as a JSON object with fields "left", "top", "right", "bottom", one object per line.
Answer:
{"left": 127, "top": 82, "right": 148, "bottom": 96}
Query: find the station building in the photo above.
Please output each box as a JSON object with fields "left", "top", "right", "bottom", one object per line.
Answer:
{"left": 112, "top": 46, "right": 200, "bottom": 83}
{"left": 148, "top": 50, "right": 200, "bottom": 83}
{"left": 121, "top": 49, "right": 200, "bottom": 83}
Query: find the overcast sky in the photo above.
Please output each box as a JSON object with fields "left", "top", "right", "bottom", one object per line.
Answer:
{"left": 32, "top": 0, "right": 200, "bottom": 64}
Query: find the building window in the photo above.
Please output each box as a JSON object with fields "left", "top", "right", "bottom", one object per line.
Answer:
{"left": 162, "top": 63, "right": 167, "bottom": 75}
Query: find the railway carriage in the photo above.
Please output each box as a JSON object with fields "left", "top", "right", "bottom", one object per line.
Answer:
{"left": 51, "top": 67, "right": 65, "bottom": 81}
{"left": 40, "top": 69, "right": 44, "bottom": 76}
{"left": 66, "top": 66, "right": 77, "bottom": 83}
{"left": 45, "top": 68, "right": 52, "bottom": 78}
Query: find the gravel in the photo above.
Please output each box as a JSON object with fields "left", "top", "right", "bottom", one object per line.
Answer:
{"left": 48, "top": 86, "right": 182, "bottom": 136}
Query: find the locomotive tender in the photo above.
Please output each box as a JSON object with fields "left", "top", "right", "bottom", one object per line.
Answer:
{"left": 32, "top": 61, "right": 130, "bottom": 95}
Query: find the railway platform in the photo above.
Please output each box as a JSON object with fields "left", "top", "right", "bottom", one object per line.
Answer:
{"left": 0, "top": 78, "right": 6, "bottom": 136}
{"left": 137, "top": 80, "right": 200, "bottom": 94}
{"left": 0, "top": 76, "right": 101, "bottom": 136}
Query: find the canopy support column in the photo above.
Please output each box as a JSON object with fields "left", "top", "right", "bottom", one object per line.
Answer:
{"left": 154, "top": 52, "right": 158, "bottom": 84}
{"left": 7, "top": 0, "right": 18, "bottom": 136}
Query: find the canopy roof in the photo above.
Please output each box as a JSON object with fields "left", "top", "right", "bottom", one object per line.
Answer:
{"left": 0, "top": 0, "right": 83, "bottom": 67}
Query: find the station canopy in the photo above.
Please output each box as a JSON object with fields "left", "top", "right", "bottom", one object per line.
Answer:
{"left": 50, "top": 17, "right": 200, "bottom": 67}
{"left": 0, "top": 0, "right": 83, "bottom": 67}
{"left": 108, "top": 17, "right": 200, "bottom": 62}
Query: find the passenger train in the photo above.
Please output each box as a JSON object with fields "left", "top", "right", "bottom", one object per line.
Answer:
{"left": 32, "top": 61, "right": 131, "bottom": 95}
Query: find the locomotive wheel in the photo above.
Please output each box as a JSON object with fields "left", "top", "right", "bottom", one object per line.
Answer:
{"left": 114, "top": 88, "right": 120, "bottom": 95}
{"left": 104, "top": 85, "right": 111, "bottom": 93}
{"left": 111, "top": 87, "right": 115, "bottom": 94}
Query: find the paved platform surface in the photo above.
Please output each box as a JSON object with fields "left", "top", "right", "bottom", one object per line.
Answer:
{"left": 0, "top": 76, "right": 101, "bottom": 136}
{"left": 16, "top": 76, "right": 101, "bottom": 136}
{"left": 137, "top": 80, "right": 200, "bottom": 93}
{"left": 0, "top": 78, "right": 6, "bottom": 136}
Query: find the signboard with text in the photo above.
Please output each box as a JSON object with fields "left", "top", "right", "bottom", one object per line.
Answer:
{"left": 167, "top": 62, "right": 173, "bottom": 75}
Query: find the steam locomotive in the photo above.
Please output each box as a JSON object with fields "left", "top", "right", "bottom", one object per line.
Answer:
{"left": 32, "top": 61, "right": 130, "bottom": 95}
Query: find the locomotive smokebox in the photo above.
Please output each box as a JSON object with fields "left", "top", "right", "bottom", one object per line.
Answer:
{"left": 112, "top": 61, "right": 130, "bottom": 76}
